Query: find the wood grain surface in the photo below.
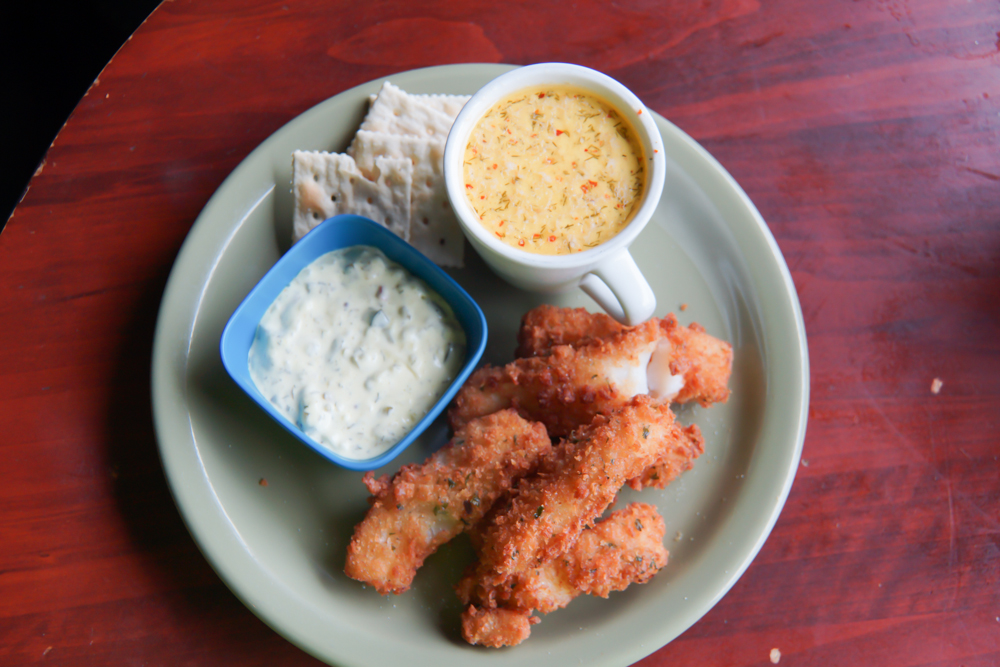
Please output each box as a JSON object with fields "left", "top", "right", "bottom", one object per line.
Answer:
{"left": 2, "top": 0, "right": 998, "bottom": 665}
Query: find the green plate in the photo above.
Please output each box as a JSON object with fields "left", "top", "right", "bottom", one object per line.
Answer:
{"left": 151, "top": 64, "right": 808, "bottom": 667}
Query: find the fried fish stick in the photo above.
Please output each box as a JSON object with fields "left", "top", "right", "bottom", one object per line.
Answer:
{"left": 449, "top": 320, "right": 663, "bottom": 438}
{"left": 472, "top": 396, "right": 680, "bottom": 583}
{"left": 458, "top": 503, "right": 668, "bottom": 647}
{"left": 515, "top": 306, "right": 733, "bottom": 407}
{"left": 459, "top": 502, "right": 667, "bottom": 612}
{"left": 451, "top": 313, "right": 731, "bottom": 437}
{"left": 464, "top": 421, "right": 701, "bottom": 543}
{"left": 344, "top": 410, "right": 551, "bottom": 595}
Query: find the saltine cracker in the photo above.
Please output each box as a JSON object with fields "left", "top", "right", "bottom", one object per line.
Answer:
{"left": 350, "top": 130, "right": 464, "bottom": 267}
{"left": 292, "top": 150, "right": 412, "bottom": 243}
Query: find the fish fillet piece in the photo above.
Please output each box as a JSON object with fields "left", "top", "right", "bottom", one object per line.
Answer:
{"left": 344, "top": 410, "right": 551, "bottom": 595}
{"left": 470, "top": 396, "right": 680, "bottom": 583}
{"left": 458, "top": 503, "right": 668, "bottom": 647}
{"left": 448, "top": 320, "right": 663, "bottom": 438}
{"left": 515, "top": 305, "right": 733, "bottom": 407}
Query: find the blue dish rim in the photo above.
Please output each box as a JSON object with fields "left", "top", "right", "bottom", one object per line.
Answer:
{"left": 218, "top": 214, "right": 488, "bottom": 471}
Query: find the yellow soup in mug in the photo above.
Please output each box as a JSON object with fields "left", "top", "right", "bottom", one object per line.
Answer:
{"left": 463, "top": 85, "right": 646, "bottom": 255}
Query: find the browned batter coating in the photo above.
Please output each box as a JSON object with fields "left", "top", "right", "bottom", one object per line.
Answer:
{"left": 448, "top": 320, "right": 663, "bottom": 438}
{"left": 470, "top": 396, "right": 682, "bottom": 584}
{"left": 665, "top": 317, "right": 733, "bottom": 406}
{"left": 627, "top": 422, "right": 704, "bottom": 491}
{"left": 515, "top": 304, "right": 626, "bottom": 358}
{"left": 461, "top": 605, "right": 535, "bottom": 648}
{"left": 515, "top": 305, "right": 733, "bottom": 407}
{"left": 450, "top": 311, "right": 732, "bottom": 440}
{"left": 344, "top": 410, "right": 551, "bottom": 595}
{"left": 458, "top": 503, "right": 668, "bottom": 647}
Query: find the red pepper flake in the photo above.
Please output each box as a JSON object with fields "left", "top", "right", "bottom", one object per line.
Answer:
{"left": 492, "top": 163, "right": 498, "bottom": 169}
{"left": 637, "top": 109, "right": 643, "bottom": 115}
{"left": 548, "top": 235, "right": 556, "bottom": 242}
{"left": 518, "top": 239, "right": 525, "bottom": 246}
{"left": 465, "top": 183, "right": 473, "bottom": 189}
{"left": 507, "top": 128, "right": 512, "bottom": 134}
{"left": 538, "top": 92, "right": 546, "bottom": 98}
{"left": 499, "top": 220, "right": 505, "bottom": 226}
{"left": 533, "top": 233, "right": 541, "bottom": 239}
{"left": 556, "top": 129, "right": 564, "bottom": 136}
{"left": 496, "top": 231, "right": 505, "bottom": 238}
{"left": 259, "top": 478, "right": 268, "bottom": 487}
{"left": 654, "top": 149, "right": 659, "bottom": 153}
{"left": 480, "top": 195, "right": 486, "bottom": 199}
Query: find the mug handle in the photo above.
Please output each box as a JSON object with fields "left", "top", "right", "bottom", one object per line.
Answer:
{"left": 579, "top": 248, "right": 657, "bottom": 325}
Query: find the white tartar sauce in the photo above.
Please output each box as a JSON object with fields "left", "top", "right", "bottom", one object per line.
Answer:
{"left": 248, "top": 246, "right": 466, "bottom": 460}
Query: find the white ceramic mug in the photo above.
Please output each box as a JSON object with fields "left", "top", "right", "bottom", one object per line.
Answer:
{"left": 443, "top": 63, "right": 666, "bottom": 325}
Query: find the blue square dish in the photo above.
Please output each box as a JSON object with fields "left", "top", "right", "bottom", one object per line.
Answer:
{"left": 219, "top": 214, "right": 487, "bottom": 471}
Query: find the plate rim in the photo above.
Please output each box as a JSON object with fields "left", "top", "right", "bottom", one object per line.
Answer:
{"left": 151, "top": 62, "right": 809, "bottom": 667}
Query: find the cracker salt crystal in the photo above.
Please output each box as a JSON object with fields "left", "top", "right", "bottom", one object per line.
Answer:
{"left": 291, "top": 150, "right": 412, "bottom": 243}
{"left": 350, "top": 130, "right": 464, "bottom": 267}
{"left": 356, "top": 81, "right": 456, "bottom": 142}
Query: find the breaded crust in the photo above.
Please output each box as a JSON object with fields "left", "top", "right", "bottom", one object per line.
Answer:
{"left": 626, "top": 422, "right": 704, "bottom": 491}
{"left": 460, "top": 605, "right": 535, "bottom": 648}
{"left": 662, "top": 317, "right": 733, "bottom": 406}
{"left": 457, "top": 503, "right": 668, "bottom": 647}
{"left": 515, "top": 304, "right": 626, "bottom": 358}
{"left": 472, "top": 396, "right": 680, "bottom": 583}
{"left": 344, "top": 410, "right": 551, "bottom": 594}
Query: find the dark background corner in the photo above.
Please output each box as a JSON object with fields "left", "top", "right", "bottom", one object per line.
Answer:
{"left": 2, "top": 0, "right": 162, "bottom": 233}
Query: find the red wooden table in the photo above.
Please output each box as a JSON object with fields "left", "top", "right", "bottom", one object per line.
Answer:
{"left": 2, "top": 1, "right": 998, "bottom": 665}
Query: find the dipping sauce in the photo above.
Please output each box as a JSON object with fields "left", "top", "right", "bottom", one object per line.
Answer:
{"left": 464, "top": 85, "right": 646, "bottom": 255}
{"left": 248, "top": 246, "right": 466, "bottom": 460}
